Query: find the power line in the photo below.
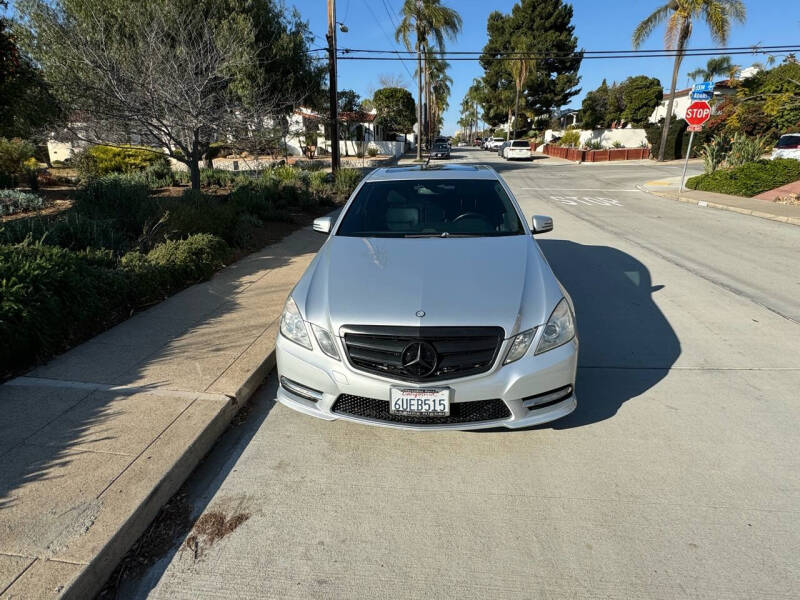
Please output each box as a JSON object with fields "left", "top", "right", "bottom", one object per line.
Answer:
{"left": 338, "top": 49, "right": 800, "bottom": 62}
{"left": 337, "top": 43, "right": 800, "bottom": 56}
{"left": 357, "top": 0, "right": 416, "bottom": 82}
{"left": 379, "top": 0, "right": 416, "bottom": 83}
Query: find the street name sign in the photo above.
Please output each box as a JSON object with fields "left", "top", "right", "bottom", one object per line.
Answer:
{"left": 690, "top": 91, "right": 713, "bottom": 101}
{"left": 692, "top": 81, "right": 714, "bottom": 93}
{"left": 685, "top": 101, "right": 711, "bottom": 126}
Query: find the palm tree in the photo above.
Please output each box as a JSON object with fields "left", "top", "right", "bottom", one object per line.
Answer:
{"left": 396, "top": 0, "right": 462, "bottom": 159}
{"left": 633, "top": 0, "right": 745, "bottom": 161}
{"left": 425, "top": 54, "right": 452, "bottom": 137}
{"left": 509, "top": 37, "right": 535, "bottom": 140}
{"left": 687, "top": 55, "right": 736, "bottom": 82}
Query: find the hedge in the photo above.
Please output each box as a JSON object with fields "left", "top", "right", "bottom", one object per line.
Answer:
{"left": 0, "top": 234, "right": 231, "bottom": 375}
{"left": 686, "top": 158, "right": 800, "bottom": 197}
{"left": 645, "top": 119, "right": 710, "bottom": 160}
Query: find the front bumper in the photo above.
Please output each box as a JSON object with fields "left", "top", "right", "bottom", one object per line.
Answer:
{"left": 275, "top": 330, "right": 578, "bottom": 430}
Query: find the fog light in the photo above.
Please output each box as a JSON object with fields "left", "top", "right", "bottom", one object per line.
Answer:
{"left": 521, "top": 385, "right": 573, "bottom": 409}
{"left": 280, "top": 376, "right": 324, "bottom": 402}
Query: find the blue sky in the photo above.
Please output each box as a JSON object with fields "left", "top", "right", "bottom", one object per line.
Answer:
{"left": 5, "top": 1, "right": 799, "bottom": 134}
{"left": 293, "top": 0, "right": 799, "bottom": 134}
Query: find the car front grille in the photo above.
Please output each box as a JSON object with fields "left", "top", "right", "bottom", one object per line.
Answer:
{"left": 332, "top": 394, "right": 511, "bottom": 425}
{"left": 341, "top": 325, "right": 504, "bottom": 382}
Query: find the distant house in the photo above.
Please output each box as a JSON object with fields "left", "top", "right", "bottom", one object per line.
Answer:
{"left": 647, "top": 67, "right": 766, "bottom": 124}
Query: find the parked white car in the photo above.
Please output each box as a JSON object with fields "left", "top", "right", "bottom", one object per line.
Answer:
{"left": 771, "top": 134, "right": 800, "bottom": 161}
{"left": 486, "top": 137, "right": 506, "bottom": 151}
{"left": 504, "top": 140, "right": 532, "bottom": 160}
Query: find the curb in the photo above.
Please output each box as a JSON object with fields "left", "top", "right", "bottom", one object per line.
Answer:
{"left": 637, "top": 185, "right": 800, "bottom": 227}
{"left": 61, "top": 350, "right": 277, "bottom": 600}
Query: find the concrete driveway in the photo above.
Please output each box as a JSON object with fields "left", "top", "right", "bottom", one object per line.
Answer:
{"left": 124, "top": 148, "right": 800, "bottom": 599}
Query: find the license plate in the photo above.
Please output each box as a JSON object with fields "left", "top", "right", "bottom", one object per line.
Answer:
{"left": 389, "top": 387, "right": 450, "bottom": 416}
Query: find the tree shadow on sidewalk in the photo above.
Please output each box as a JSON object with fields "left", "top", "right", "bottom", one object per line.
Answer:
{"left": 0, "top": 228, "right": 321, "bottom": 569}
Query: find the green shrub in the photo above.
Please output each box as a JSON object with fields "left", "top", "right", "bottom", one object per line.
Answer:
{"left": 367, "top": 146, "right": 378, "bottom": 157}
{"left": 0, "top": 211, "right": 131, "bottom": 254}
{"left": 0, "top": 190, "right": 44, "bottom": 216}
{"left": 0, "top": 172, "right": 18, "bottom": 188}
{"left": 0, "top": 234, "right": 232, "bottom": 375}
{"left": 0, "top": 138, "right": 36, "bottom": 175}
{"left": 162, "top": 190, "right": 238, "bottom": 243}
{"left": 73, "top": 173, "right": 159, "bottom": 240}
{"left": 611, "top": 141, "right": 624, "bottom": 149}
{"left": 123, "top": 233, "right": 230, "bottom": 293}
{"left": 645, "top": 119, "right": 708, "bottom": 160}
{"left": 230, "top": 180, "right": 290, "bottom": 222}
{"left": 559, "top": 129, "right": 580, "bottom": 147}
{"left": 725, "top": 133, "right": 770, "bottom": 168}
{"left": 700, "top": 134, "right": 729, "bottom": 174}
{"left": 686, "top": 158, "right": 800, "bottom": 197}
{"left": 200, "top": 168, "right": 238, "bottom": 188}
{"left": 80, "top": 145, "right": 166, "bottom": 177}
{"left": 334, "top": 168, "right": 362, "bottom": 198}
{"left": 584, "top": 140, "right": 603, "bottom": 150}
{"left": 141, "top": 157, "right": 175, "bottom": 188}
{"left": 270, "top": 164, "right": 300, "bottom": 183}
{"left": 0, "top": 242, "right": 129, "bottom": 372}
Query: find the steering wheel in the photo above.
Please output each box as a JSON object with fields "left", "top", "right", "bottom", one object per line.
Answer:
{"left": 452, "top": 211, "right": 490, "bottom": 224}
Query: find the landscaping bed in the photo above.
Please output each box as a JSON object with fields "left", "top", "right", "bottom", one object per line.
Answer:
{"left": 686, "top": 158, "right": 800, "bottom": 198}
{"left": 0, "top": 164, "right": 362, "bottom": 380}
{"left": 542, "top": 144, "right": 650, "bottom": 162}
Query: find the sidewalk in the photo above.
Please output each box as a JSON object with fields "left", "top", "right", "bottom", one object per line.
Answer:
{"left": 640, "top": 175, "right": 800, "bottom": 226}
{"left": 0, "top": 227, "right": 324, "bottom": 599}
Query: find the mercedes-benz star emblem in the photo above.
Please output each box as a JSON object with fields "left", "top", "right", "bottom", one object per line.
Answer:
{"left": 416, "top": 310, "right": 425, "bottom": 318}
{"left": 401, "top": 341, "right": 438, "bottom": 378}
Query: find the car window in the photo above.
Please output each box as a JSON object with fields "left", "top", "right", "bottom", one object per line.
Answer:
{"left": 511, "top": 141, "right": 529, "bottom": 148}
{"left": 336, "top": 179, "right": 525, "bottom": 238}
{"left": 433, "top": 144, "right": 448, "bottom": 151}
{"left": 776, "top": 135, "right": 800, "bottom": 148}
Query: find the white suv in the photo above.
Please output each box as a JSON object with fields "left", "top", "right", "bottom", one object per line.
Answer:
{"left": 504, "top": 140, "right": 532, "bottom": 160}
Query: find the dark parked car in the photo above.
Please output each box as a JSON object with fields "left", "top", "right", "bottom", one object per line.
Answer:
{"left": 431, "top": 142, "right": 451, "bottom": 159}
{"left": 497, "top": 141, "right": 511, "bottom": 157}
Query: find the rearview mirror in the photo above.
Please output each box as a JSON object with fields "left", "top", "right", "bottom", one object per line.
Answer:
{"left": 313, "top": 216, "right": 333, "bottom": 234}
{"left": 531, "top": 215, "right": 553, "bottom": 234}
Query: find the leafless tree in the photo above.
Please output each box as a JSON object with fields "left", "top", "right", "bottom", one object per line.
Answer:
{"left": 378, "top": 73, "right": 410, "bottom": 90}
{"left": 25, "top": 1, "right": 304, "bottom": 188}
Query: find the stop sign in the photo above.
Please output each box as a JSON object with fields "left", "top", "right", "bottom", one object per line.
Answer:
{"left": 685, "top": 101, "right": 711, "bottom": 125}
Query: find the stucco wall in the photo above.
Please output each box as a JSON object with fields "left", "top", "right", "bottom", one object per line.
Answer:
{"left": 544, "top": 128, "right": 649, "bottom": 148}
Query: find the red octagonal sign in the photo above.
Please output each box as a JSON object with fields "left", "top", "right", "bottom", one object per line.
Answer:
{"left": 685, "top": 101, "right": 711, "bottom": 126}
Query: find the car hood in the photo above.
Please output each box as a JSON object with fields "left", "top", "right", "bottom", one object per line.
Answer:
{"left": 297, "top": 235, "right": 562, "bottom": 338}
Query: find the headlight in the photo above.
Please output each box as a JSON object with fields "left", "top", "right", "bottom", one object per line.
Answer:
{"left": 310, "top": 324, "right": 340, "bottom": 360}
{"left": 504, "top": 328, "right": 536, "bottom": 364}
{"left": 279, "top": 296, "right": 311, "bottom": 350}
{"left": 535, "top": 298, "right": 575, "bottom": 355}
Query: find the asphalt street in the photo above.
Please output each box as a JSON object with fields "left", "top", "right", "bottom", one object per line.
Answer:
{"left": 124, "top": 149, "right": 800, "bottom": 599}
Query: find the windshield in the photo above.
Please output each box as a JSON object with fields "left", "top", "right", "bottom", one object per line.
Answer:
{"left": 776, "top": 135, "right": 800, "bottom": 148}
{"left": 433, "top": 144, "right": 448, "bottom": 151}
{"left": 336, "top": 179, "right": 525, "bottom": 238}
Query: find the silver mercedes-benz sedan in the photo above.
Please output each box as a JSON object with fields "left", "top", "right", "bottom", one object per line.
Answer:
{"left": 276, "top": 164, "right": 578, "bottom": 430}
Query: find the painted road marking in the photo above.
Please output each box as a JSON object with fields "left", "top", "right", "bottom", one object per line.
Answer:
{"left": 551, "top": 195, "right": 623, "bottom": 206}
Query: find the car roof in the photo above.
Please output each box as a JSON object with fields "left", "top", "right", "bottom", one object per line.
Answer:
{"left": 366, "top": 164, "right": 500, "bottom": 181}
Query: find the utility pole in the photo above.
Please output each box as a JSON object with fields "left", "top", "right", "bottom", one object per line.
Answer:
{"left": 327, "top": 0, "right": 340, "bottom": 173}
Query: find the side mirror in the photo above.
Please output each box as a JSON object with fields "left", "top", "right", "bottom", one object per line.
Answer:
{"left": 531, "top": 215, "right": 553, "bottom": 234}
{"left": 313, "top": 216, "right": 334, "bottom": 234}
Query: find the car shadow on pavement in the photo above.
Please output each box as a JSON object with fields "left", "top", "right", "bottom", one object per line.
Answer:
{"left": 515, "top": 239, "right": 680, "bottom": 431}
